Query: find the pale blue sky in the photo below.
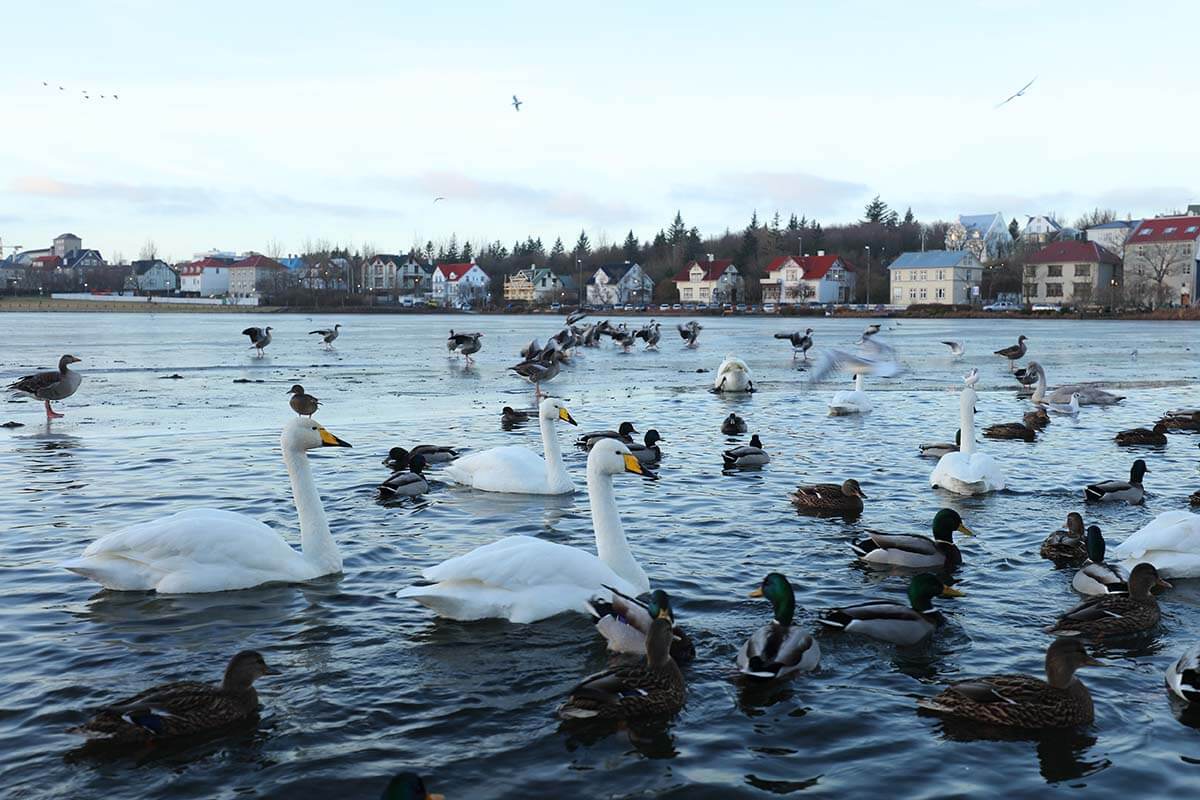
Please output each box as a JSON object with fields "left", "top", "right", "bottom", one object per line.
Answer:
{"left": 3, "top": 1, "right": 1197, "bottom": 261}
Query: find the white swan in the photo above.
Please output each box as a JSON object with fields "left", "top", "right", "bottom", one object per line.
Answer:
{"left": 1113, "top": 510, "right": 1200, "bottom": 579}
{"left": 930, "top": 381, "right": 1005, "bottom": 495}
{"left": 62, "top": 417, "right": 352, "bottom": 593}
{"left": 828, "top": 373, "right": 871, "bottom": 416}
{"left": 442, "top": 397, "right": 576, "bottom": 494}
{"left": 396, "top": 439, "right": 654, "bottom": 622}
{"left": 713, "top": 355, "right": 754, "bottom": 392}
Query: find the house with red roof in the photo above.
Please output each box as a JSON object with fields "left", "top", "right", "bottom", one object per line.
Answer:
{"left": 431, "top": 259, "right": 489, "bottom": 307}
{"left": 672, "top": 255, "right": 743, "bottom": 304}
{"left": 1022, "top": 240, "right": 1121, "bottom": 307}
{"left": 178, "top": 255, "right": 235, "bottom": 296}
{"left": 228, "top": 254, "right": 289, "bottom": 297}
{"left": 760, "top": 253, "right": 855, "bottom": 305}
{"left": 1123, "top": 216, "right": 1200, "bottom": 306}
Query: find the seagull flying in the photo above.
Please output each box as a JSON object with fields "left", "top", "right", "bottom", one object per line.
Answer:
{"left": 941, "top": 340, "right": 965, "bottom": 356}
{"left": 995, "top": 77, "right": 1036, "bottom": 109}
{"left": 433, "top": 196, "right": 446, "bottom": 203}
{"left": 512, "top": 94, "right": 523, "bottom": 112}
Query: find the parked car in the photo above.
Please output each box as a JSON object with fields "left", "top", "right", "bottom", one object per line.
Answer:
{"left": 623, "top": 304, "right": 634, "bottom": 311}
{"left": 1030, "top": 304, "right": 1058, "bottom": 312}
{"left": 762, "top": 303, "right": 776, "bottom": 313}
{"left": 983, "top": 301, "right": 1021, "bottom": 312}
{"left": 550, "top": 303, "right": 561, "bottom": 312}
{"left": 671, "top": 303, "right": 682, "bottom": 310}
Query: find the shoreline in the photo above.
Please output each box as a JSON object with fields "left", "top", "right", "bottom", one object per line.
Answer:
{"left": 1, "top": 296, "right": 1198, "bottom": 321}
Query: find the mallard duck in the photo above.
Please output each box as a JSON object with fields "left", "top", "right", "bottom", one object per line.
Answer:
{"left": 737, "top": 572, "right": 820, "bottom": 679}
{"left": 627, "top": 429, "right": 664, "bottom": 464}
{"left": 983, "top": 421, "right": 1036, "bottom": 441}
{"left": 919, "top": 430, "right": 960, "bottom": 458}
{"left": 1190, "top": 491, "right": 1200, "bottom": 507}
{"left": 1046, "top": 562, "right": 1170, "bottom": 639}
{"left": 817, "top": 573, "right": 964, "bottom": 646}
{"left": 1072, "top": 526, "right": 1128, "bottom": 596}
{"left": 1115, "top": 422, "right": 1168, "bottom": 447}
{"left": 73, "top": 651, "right": 279, "bottom": 742}
{"left": 851, "top": 508, "right": 974, "bottom": 570}
{"left": 1040, "top": 512, "right": 1087, "bottom": 567}
{"left": 1024, "top": 407, "right": 1050, "bottom": 430}
{"left": 8, "top": 354, "right": 83, "bottom": 419}
{"left": 380, "top": 773, "right": 444, "bottom": 800}
{"left": 287, "top": 384, "right": 319, "bottom": 417}
{"left": 790, "top": 479, "right": 866, "bottom": 516}
{"left": 379, "top": 455, "right": 429, "bottom": 498}
{"left": 578, "top": 421, "right": 638, "bottom": 448}
{"left": 1167, "top": 644, "right": 1200, "bottom": 706}
{"left": 723, "top": 434, "right": 770, "bottom": 467}
{"left": 501, "top": 406, "right": 531, "bottom": 425}
{"left": 1158, "top": 408, "right": 1200, "bottom": 432}
{"left": 588, "top": 587, "right": 695, "bottom": 663}
{"left": 558, "top": 616, "right": 684, "bottom": 720}
{"left": 410, "top": 444, "right": 458, "bottom": 464}
{"left": 917, "top": 639, "right": 1100, "bottom": 728}
{"left": 1084, "top": 459, "right": 1148, "bottom": 504}
{"left": 721, "top": 413, "right": 748, "bottom": 435}
{"left": 994, "top": 335, "right": 1028, "bottom": 369}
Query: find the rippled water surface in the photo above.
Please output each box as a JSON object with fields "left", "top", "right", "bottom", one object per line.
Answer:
{"left": 3, "top": 311, "right": 1200, "bottom": 799}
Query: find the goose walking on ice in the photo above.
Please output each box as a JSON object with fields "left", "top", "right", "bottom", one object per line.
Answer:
{"left": 447, "top": 330, "right": 484, "bottom": 364}
{"left": 308, "top": 324, "right": 341, "bottom": 349}
{"left": 678, "top": 321, "right": 703, "bottom": 348}
{"left": 8, "top": 354, "right": 82, "bottom": 419}
{"left": 994, "top": 335, "right": 1027, "bottom": 371}
{"left": 775, "top": 329, "right": 814, "bottom": 360}
{"left": 242, "top": 326, "right": 272, "bottom": 357}
{"left": 62, "top": 418, "right": 353, "bottom": 593}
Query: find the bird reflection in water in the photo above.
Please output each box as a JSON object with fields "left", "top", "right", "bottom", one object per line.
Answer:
{"left": 559, "top": 716, "right": 679, "bottom": 760}
{"left": 926, "top": 718, "right": 1109, "bottom": 784}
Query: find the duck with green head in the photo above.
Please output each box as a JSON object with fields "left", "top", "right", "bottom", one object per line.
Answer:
{"left": 587, "top": 587, "right": 695, "bottom": 663}
{"left": 380, "top": 773, "right": 444, "bottom": 800}
{"left": 738, "top": 572, "right": 820, "bottom": 679}
{"left": 851, "top": 509, "right": 975, "bottom": 570}
{"left": 918, "top": 639, "right": 1101, "bottom": 728}
{"left": 818, "top": 573, "right": 965, "bottom": 646}
{"left": 1071, "top": 526, "right": 1127, "bottom": 596}
{"left": 1047, "top": 562, "right": 1170, "bottom": 639}
{"left": 559, "top": 613, "right": 685, "bottom": 721}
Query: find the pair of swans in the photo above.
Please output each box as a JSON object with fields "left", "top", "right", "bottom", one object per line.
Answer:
{"left": 930, "top": 371, "right": 1005, "bottom": 495}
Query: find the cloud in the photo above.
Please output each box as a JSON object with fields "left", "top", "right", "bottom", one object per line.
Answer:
{"left": 385, "top": 171, "right": 638, "bottom": 223}
{"left": 10, "top": 176, "right": 389, "bottom": 219}
{"left": 671, "top": 171, "right": 871, "bottom": 215}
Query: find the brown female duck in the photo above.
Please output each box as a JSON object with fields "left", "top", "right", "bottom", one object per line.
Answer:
{"left": 1040, "top": 512, "right": 1087, "bottom": 567}
{"left": 1045, "top": 562, "right": 1170, "bottom": 639}
{"left": 559, "top": 616, "right": 684, "bottom": 721}
{"left": 790, "top": 478, "right": 866, "bottom": 516}
{"left": 1115, "top": 421, "right": 1168, "bottom": 447}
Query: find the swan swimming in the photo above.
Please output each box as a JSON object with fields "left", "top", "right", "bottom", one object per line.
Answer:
{"left": 1113, "top": 510, "right": 1200, "bottom": 579}
{"left": 396, "top": 439, "right": 656, "bottom": 622}
{"left": 442, "top": 397, "right": 577, "bottom": 494}
{"left": 930, "top": 377, "right": 1005, "bottom": 496}
{"left": 62, "top": 417, "right": 352, "bottom": 593}
{"left": 828, "top": 373, "right": 871, "bottom": 416}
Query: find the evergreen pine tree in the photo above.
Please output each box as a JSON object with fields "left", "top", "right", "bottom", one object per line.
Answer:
{"left": 461, "top": 241, "right": 473, "bottom": 261}
{"left": 445, "top": 234, "right": 460, "bottom": 262}
{"left": 550, "top": 237, "right": 566, "bottom": 266}
{"left": 622, "top": 230, "right": 639, "bottom": 262}
{"left": 574, "top": 230, "right": 591, "bottom": 258}
{"left": 1009, "top": 217, "right": 1021, "bottom": 240}
{"left": 903, "top": 207, "right": 915, "bottom": 226}
{"left": 770, "top": 211, "right": 782, "bottom": 231}
{"left": 684, "top": 227, "right": 703, "bottom": 260}
{"left": 787, "top": 214, "right": 800, "bottom": 233}
{"left": 748, "top": 210, "right": 759, "bottom": 230}
{"left": 667, "top": 212, "right": 687, "bottom": 246}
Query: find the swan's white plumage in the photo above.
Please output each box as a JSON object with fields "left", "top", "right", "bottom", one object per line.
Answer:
{"left": 62, "top": 418, "right": 350, "bottom": 593}
{"left": 442, "top": 398, "right": 574, "bottom": 494}
{"left": 930, "top": 383, "right": 1005, "bottom": 495}
{"left": 1113, "top": 511, "right": 1200, "bottom": 579}
{"left": 397, "top": 438, "right": 651, "bottom": 623}
{"left": 713, "top": 355, "right": 753, "bottom": 392}
{"left": 828, "top": 373, "right": 871, "bottom": 415}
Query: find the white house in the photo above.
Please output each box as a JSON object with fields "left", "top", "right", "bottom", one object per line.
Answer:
{"left": 432, "top": 261, "right": 489, "bottom": 306}
{"left": 1085, "top": 219, "right": 1141, "bottom": 257}
{"left": 1020, "top": 215, "right": 1063, "bottom": 243}
{"left": 1123, "top": 216, "right": 1200, "bottom": 306}
{"left": 129, "top": 259, "right": 179, "bottom": 293}
{"left": 888, "top": 250, "right": 983, "bottom": 307}
{"left": 944, "top": 213, "right": 1013, "bottom": 263}
{"left": 1022, "top": 240, "right": 1121, "bottom": 306}
{"left": 178, "top": 256, "right": 233, "bottom": 296}
{"left": 672, "top": 256, "right": 744, "bottom": 304}
{"left": 587, "top": 262, "right": 655, "bottom": 306}
{"left": 365, "top": 254, "right": 431, "bottom": 294}
{"left": 759, "top": 253, "right": 855, "bottom": 305}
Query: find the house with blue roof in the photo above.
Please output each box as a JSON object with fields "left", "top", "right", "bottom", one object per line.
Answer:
{"left": 944, "top": 212, "right": 1012, "bottom": 263}
{"left": 888, "top": 250, "right": 983, "bottom": 307}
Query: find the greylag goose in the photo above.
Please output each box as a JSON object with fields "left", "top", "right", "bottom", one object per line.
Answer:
{"left": 308, "top": 324, "right": 341, "bottom": 348}
{"left": 774, "top": 329, "right": 814, "bottom": 360}
{"left": 242, "top": 326, "right": 272, "bottom": 356}
{"left": 8, "top": 354, "right": 82, "bottom": 418}
{"left": 993, "top": 335, "right": 1027, "bottom": 370}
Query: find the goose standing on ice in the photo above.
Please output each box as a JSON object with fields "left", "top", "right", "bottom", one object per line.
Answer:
{"left": 8, "top": 354, "right": 83, "bottom": 419}
{"left": 678, "top": 321, "right": 703, "bottom": 348}
{"left": 287, "top": 384, "right": 319, "bottom": 417}
{"left": 242, "top": 326, "right": 272, "bottom": 357}
{"left": 447, "top": 330, "right": 484, "bottom": 364}
{"left": 308, "top": 324, "right": 341, "bottom": 349}
{"left": 775, "top": 329, "right": 814, "bottom": 360}
{"left": 994, "top": 335, "right": 1027, "bottom": 371}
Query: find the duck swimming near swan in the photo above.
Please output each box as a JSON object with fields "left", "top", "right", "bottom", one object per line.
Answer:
{"left": 443, "top": 398, "right": 577, "bottom": 494}
{"left": 721, "top": 413, "right": 748, "bottom": 435}
{"left": 1084, "top": 459, "right": 1147, "bottom": 504}
{"left": 1072, "top": 525, "right": 1127, "bottom": 595}
{"left": 62, "top": 417, "right": 352, "bottom": 593}
{"left": 737, "top": 573, "right": 820, "bottom": 679}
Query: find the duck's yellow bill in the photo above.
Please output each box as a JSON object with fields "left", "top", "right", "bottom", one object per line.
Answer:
{"left": 957, "top": 523, "right": 976, "bottom": 537}
{"left": 941, "top": 585, "right": 966, "bottom": 598}
{"left": 559, "top": 407, "right": 577, "bottom": 425}
{"left": 749, "top": 587, "right": 764, "bottom": 598}
{"left": 319, "top": 427, "right": 352, "bottom": 448}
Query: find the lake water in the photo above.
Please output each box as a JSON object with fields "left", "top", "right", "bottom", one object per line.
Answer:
{"left": 2, "top": 311, "right": 1199, "bottom": 799}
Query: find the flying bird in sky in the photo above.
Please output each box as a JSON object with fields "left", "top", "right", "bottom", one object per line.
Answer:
{"left": 433, "top": 196, "right": 446, "bottom": 203}
{"left": 512, "top": 94, "right": 523, "bottom": 111}
{"left": 995, "top": 77, "right": 1036, "bottom": 108}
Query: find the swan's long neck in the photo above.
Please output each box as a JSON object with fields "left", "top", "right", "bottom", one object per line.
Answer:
{"left": 1032, "top": 365, "right": 1046, "bottom": 403}
{"left": 282, "top": 445, "right": 341, "bottom": 574}
{"left": 854, "top": 373, "right": 864, "bottom": 392}
{"left": 960, "top": 387, "right": 977, "bottom": 455}
{"left": 587, "top": 464, "right": 649, "bottom": 592}
{"left": 539, "top": 413, "right": 570, "bottom": 488}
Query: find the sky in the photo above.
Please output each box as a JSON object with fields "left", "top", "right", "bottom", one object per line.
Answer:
{"left": 2, "top": 0, "right": 1198, "bottom": 262}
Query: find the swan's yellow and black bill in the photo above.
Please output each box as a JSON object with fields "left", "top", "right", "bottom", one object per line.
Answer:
{"left": 624, "top": 454, "right": 658, "bottom": 479}
{"left": 749, "top": 587, "right": 764, "bottom": 598}
{"left": 940, "top": 585, "right": 966, "bottom": 598}
{"left": 559, "top": 407, "right": 577, "bottom": 425}
{"left": 957, "top": 522, "right": 976, "bottom": 537}
{"left": 318, "top": 427, "right": 352, "bottom": 447}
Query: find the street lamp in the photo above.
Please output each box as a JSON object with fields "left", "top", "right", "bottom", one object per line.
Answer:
{"left": 864, "top": 246, "right": 871, "bottom": 305}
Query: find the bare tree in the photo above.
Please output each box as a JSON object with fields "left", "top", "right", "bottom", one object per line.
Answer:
{"left": 265, "top": 238, "right": 285, "bottom": 260}
{"left": 1073, "top": 207, "right": 1118, "bottom": 230}
{"left": 138, "top": 239, "right": 158, "bottom": 261}
{"left": 1134, "top": 241, "right": 1189, "bottom": 308}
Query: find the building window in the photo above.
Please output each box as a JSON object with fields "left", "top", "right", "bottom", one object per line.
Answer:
{"left": 1047, "top": 265, "right": 1062, "bottom": 277}
{"left": 682, "top": 288, "right": 693, "bottom": 300}
{"left": 1164, "top": 227, "right": 1177, "bottom": 234}
{"left": 909, "top": 288, "right": 917, "bottom": 299}
{"left": 1074, "top": 282, "right": 1092, "bottom": 301}
{"left": 1046, "top": 283, "right": 1063, "bottom": 297}
{"left": 919, "top": 270, "right": 927, "bottom": 281}
{"left": 1024, "top": 266, "right": 1037, "bottom": 279}
{"left": 936, "top": 270, "right": 946, "bottom": 280}
{"left": 893, "top": 288, "right": 902, "bottom": 299}
{"left": 1074, "top": 264, "right": 1091, "bottom": 277}
{"left": 935, "top": 287, "right": 946, "bottom": 299}
{"left": 919, "top": 288, "right": 928, "bottom": 300}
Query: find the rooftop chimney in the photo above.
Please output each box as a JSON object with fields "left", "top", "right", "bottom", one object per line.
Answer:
{"left": 707, "top": 253, "right": 715, "bottom": 262}
{"left": 817, "top": 249, "right": 825, "bottom": 256}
